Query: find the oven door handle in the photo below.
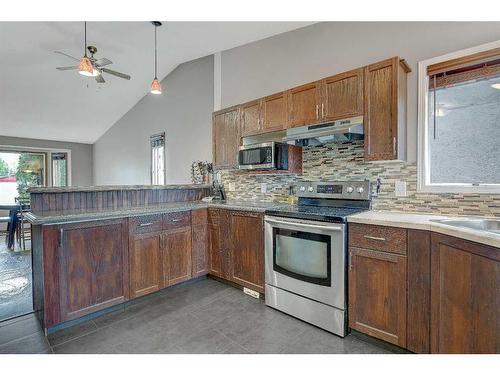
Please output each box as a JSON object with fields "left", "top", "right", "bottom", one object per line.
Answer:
{"left": 265, "top": 218, "right": 343, "bottom": 231}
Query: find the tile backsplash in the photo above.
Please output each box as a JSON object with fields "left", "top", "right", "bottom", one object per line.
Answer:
{"left": 220, "top": 140, "right": 500, "bottom": 217}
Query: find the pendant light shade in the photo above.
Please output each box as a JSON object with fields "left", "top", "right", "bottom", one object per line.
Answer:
{"left": 150, "top": 21, "right": 162, "bottom": 95}
{"left": 78, "top": 22, "right": 95, "bottom": 77}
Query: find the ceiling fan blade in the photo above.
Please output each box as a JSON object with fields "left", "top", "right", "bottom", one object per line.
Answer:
{"left": 95, "top": 74, "right": 105, "bottom": 83}
{"left": 95, "top": 57, "right": 113, "bottom": 67}
{"left": 56, "top": 66, "right": 79, "bottom": 70}
{"left": 101, "top": 68, "right": 131, "bottom": 80}
{"left": 54, "top": 51, "right": 80, "bottom": 62}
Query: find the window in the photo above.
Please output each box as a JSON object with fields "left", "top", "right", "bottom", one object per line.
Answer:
{"left": 51, "top": 152, "right": 68, "bottom": 187}
{"left": 418, "top": 42, "right": 500, "bottom": 193}
{"left": 150, "top": 133, "right": 165, "bottom": 185}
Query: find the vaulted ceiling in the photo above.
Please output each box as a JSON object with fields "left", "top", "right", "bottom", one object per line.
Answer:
{"left": 0, "top": 22, "right": 312, "bottom": 144}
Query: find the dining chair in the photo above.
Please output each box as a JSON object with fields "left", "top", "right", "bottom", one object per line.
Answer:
{"left": 15, "top": 197, "right": 31, "bottom": 251}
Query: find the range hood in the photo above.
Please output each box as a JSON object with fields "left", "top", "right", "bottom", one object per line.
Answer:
{"left": 282, "top": 115, "right": 364, "bottom": 145}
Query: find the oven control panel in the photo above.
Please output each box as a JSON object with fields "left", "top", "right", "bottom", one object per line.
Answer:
{"left": 296, "top": 181, "right": 370, "bottom": 200}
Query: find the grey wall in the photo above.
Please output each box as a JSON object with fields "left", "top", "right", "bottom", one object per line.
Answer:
{"left": 93, "top": 55, "right": 214, "bottom": 185}
{"left": 220, "top": 22, "right": 500, "bottom": 162}
{"left": 0, "top": 135, "right": 92, "bottom": 186}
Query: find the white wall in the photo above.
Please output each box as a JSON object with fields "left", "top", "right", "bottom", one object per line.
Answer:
{"left": 93, "top": 55, "right": 214, "bottom": 185}
{"left": 220, "top": 22, "right": 500, "bottom": 162}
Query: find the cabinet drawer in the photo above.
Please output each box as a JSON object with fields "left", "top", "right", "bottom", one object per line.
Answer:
{"left": 164, "top": 211, "right": 191, "bottom": 230}
{"left": 129, "top": 214, "right": 163, "bottom": 234}
{"left": 191, "top": 208, "right": 208, "bottom": 225}
{"left": 208, "top": 208, "right": 220, "bottom": 224}
{"left": 349, "top": 223, "right": 407, "bottom": 255}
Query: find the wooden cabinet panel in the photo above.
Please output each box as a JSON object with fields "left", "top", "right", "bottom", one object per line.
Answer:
{"left": 230, "top": 211, "right": 264, "bottom": 293}
{"left": 349, "top": 247, "right": 407, "bottom": 347}
{"left": 364, "top": 57, "right": 410, "bottom": 161}
{"left": 349, "top": 223, "right": 407, "bottom": 255}
{"left": 212, "top": 106, "right": 240, "bottom": 169}
{"left": 208, "top": 223, "right": 222, "bottom": 277}
{"left": 129, "top": 232, "right": 162, "bottom": 298}
{"left": 288, "top": 81, "right": 321, "bottom": 128}
{"left": 322, "top": 68, "right": 364, "bottom": 121}
{"left": 192, "top": 223, "right": 208, "bottom": 277}
{"left": 58, "top": 220, "right": 128, "bottom": 323}
{"left": 163, "top": 227, "right": 192, "bottom": 287}
{"left": 219, "top": 209, "right": 233, "bottom": 280}
{"left": 430, "top": 233, "right": 499, "bottom": 353}
{"left": 240, "top": 99, "right": 262, "bottom": 137}
{"left": 407, "top": 230, "right": 431, "bottom": 354}
{"left": 262, "top": 92, "right": 287, "bottom": 132}
{"left": 129, "top": 214, "right": 163, "bottom": 234}
{"left": 163, "top": 211, "right": 191, "bottom": 231}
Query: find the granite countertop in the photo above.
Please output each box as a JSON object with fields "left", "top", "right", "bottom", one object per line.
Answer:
{"left": 26, "top": 200, "right": 287, "bottom": 225}
{"left": 28, "top": 184, "right": 212, "bottom": 193}
{"left": 348, "top": 210, "right": 500, "bottom": 249}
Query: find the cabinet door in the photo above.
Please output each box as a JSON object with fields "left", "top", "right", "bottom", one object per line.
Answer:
{"left": 240, "top": 99, "right": 262, "bottom": 137}
{"left": 129, "top": 232, "right": 162, "bottom": 298}
{"left": 349, "top": 247, "right": 407, "bottom": 347}
{"left": 322, "top": 68, "right": 364, "bottom": 121}
{"left": 262, "top": 92, "right": 287, "bottom": 132}
{"left": 212, "top": 107, "right": 240, "bottom": 169}
{"left": 288, "top": 81, "right": 321, "bottom": 128}
{"left": 59, "top": 220, "right": 128, "bottom": 322}
{"left": 430, "top": 234, "right": 499, "bottom": 354}
{"left": 163, "top": 227, "right": 192, "bottom": 287}
{"left": 208, "top": 223, "right": 222, "bottom": 277}
{"left": 364, "top": 57, "right": 407, "bottom": 161}
{"left": 230, "top": 211, "right": 264, "bottom": 293}
{"left": 192, "top": 223, "right": 208, "bottom": 277}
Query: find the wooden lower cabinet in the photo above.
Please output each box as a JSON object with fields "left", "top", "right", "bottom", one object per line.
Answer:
{"left": 43, "top": 219, "right": 129, "bottom": 327}
{"left": 348, "top": 246, "right": 407, "bottom": 347}
{"left": 191, "top": 210, "right": 208, "bottom": 277}
{"left": 230, "top": 211, "right": 264, "bottom": 293}
{"left": 162, "top": 227, "right": 192, "bottom": 287}
{"left": 430, "top": 233, "right": 500, "bottom": 354}
{"left": 129, "top": 231, "right": 162, "bottom": 298}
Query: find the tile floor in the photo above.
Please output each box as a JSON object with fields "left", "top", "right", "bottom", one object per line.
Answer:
{"left": 0, "top": 240, "right": 33, "bottom": 322}
{"left": 0, "top": 278, "right": 403, "bottom": 354}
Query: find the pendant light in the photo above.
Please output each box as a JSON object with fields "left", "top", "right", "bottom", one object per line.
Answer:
{"left": 150, "top": 21, "right": 162, "bottom": 95}
{"left": 78, "top": 22, "right": 95, "bottom": 77}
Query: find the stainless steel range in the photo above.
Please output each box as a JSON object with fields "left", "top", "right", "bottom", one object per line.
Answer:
{"left": 264, "top": 180, "right": 371, "bottom": 337}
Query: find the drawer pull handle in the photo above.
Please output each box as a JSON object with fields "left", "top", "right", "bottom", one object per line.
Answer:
{"left": 171, "top": 218, "right": 182, "bottom": 222}
{"left": 139, "top": 222, "right": 154, "bottom": 227}
{"left": 364, "top": 235, "right": 386, "bottom": 241}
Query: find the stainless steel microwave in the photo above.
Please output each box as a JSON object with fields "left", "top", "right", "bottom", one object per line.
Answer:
{"left": 238, "top": 142, "right": 290, "bottom": 170}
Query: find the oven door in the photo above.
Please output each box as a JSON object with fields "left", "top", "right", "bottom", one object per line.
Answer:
{"left": 238, "top": 144, "right": 274, "bottom": 170}
{"left": 264, "top": 216, "right": 346, "bottom": 309}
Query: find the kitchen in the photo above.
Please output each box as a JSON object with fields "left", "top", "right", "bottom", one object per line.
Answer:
{"left": 0, "top": 5, "right": 499, "bottom": 372}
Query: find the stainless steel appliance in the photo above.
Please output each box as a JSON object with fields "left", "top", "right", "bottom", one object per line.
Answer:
{"left": 264, "top": 180, "right": 371, "bottom": 337}
{"left": 238, "top": 142, "right": 291, "bottom": 170}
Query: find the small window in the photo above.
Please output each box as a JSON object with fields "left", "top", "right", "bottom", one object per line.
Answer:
{"left": 150, "top": 133, "right": 165, "bottom": 185}
{"left": 418, "top": 44, "right": 500, "bottom": 193}
{"left": 51, "top": 152, "right": 68, "bottom": 187}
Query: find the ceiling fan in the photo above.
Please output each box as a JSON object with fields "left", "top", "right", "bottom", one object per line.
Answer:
{"left": 55, "top": 22, "right": 131, "bottom": 83}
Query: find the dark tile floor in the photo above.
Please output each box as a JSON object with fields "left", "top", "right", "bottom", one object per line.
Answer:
{"left": 0, "top": 278, "right": 401, "bottom": 354}
{"left": 0, "top": 240, "right": 33, "bottom": 322}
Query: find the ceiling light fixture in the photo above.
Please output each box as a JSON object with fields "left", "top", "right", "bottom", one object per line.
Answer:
{"left": 491, "top": 83, "right": 500, "bottom": 90}
{"left": 78, "top": 22, "right": 95, "bottom": 77}
{"left": 150, "top": 21, "right": 162, "bottom": 95}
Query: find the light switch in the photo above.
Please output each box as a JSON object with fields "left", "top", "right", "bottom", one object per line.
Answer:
{"left": 261, "top": 183, "right": 267, "bottom": 194}
{"left": 395, "top": 180, "right": 407, "bottom": 197}
{"left": 228, "top": 182, "right": 235, "bottom": 191}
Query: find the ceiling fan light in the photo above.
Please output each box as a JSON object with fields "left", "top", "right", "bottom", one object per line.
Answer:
{"left": 150, "top": 78, "right": 162, "bottom": 94}
{"left": 78, "top": 57, "right": 94, "bottom": 76}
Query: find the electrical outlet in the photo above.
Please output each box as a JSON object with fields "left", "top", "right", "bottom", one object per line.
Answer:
{"left": 228, "top": 182, "right": 235, "bottom": 191}
{"left": 395, "top": 180, "right": 407, "bottom": 197}
{"left": 260, "top": 183, "right": 267, "bottom": 194}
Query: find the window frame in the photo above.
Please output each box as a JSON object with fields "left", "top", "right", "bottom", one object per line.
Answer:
{"left": 417, "top": 40, "right": 500, "bottom": 194}
{"left": 150, "top": 132, "right": 166, "bottom": 185}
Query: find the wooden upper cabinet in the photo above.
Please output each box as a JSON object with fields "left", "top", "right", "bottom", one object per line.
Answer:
{"left": 430, "top": 233, "right": 500, "bottom": 354}
{"left": 212, "top": 106, "right": 240, "bottom": 169}
{"left": 288, "top": 81, "right": 321, "bottom": 128}
{"left": 240, "top": 99, "right": 262, "bottom": 137}
{"left": 322, "top": 68, "right": 364, "bottom": 121}
{"left": 262, "top": 92, "right": 288, "bottom": 132}
{"left": 364, "top": 57, "right": 410, "bottom": 161}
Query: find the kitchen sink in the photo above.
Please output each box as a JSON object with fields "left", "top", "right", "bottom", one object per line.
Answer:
{"left": 430, "top": 219, "right": 500, "bottom": 234}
